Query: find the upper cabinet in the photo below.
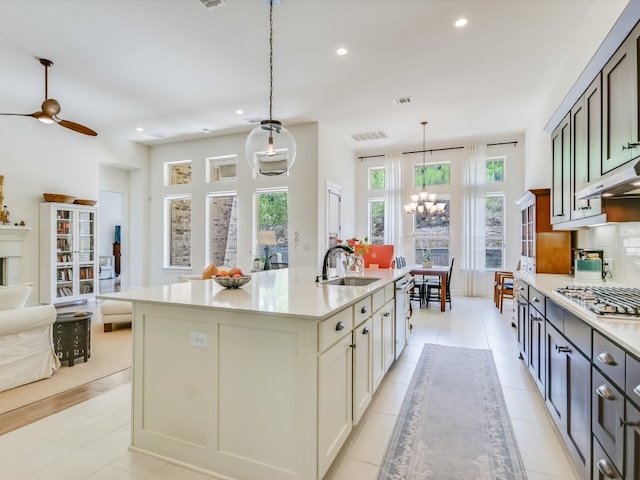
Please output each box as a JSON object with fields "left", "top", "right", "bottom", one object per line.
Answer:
{"left": 551, "top": 114, "right": 571, "bottom": 225}
{"left": 602, "top": 21, "right": 640, "bottom": 173}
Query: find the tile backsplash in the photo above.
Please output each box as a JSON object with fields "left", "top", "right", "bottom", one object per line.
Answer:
{"left": 577, "top": 222, "right": 640, "bottom": 287}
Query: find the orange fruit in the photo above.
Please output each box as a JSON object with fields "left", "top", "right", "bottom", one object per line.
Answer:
{"left": 218, "top": 269, "right": 228, "bottom": 277}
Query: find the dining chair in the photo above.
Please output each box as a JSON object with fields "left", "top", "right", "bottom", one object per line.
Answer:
{"left": 496, "top": 272, "right": 514, "bottom": 313}
{"left": 425, "top": 257, "right": 454, "bottom": 309}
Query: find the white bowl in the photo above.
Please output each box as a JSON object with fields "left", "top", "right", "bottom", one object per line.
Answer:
{"left": 212, "top": 275, "right": 251, "bottom": 289}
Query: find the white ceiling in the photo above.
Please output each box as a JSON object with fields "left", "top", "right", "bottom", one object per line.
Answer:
{"left": 0, "top": 0, "right": 630, "bottom": 153}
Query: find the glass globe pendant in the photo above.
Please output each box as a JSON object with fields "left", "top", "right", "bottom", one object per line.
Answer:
{"left": 245, "top": 0, "right": 296, "bottom": 176}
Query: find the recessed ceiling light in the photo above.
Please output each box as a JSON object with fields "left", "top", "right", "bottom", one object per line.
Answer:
{"left": 336, "top": 47, "right": 348, "bottom": 56}
{"left": 136, "top": 127, "right": 144, "bottom": 132}
{"left": 454, "top": 18, "right": 468, "bottom": 28}
{"left": 236, "top": 109, "right": 244, "bottom": 115}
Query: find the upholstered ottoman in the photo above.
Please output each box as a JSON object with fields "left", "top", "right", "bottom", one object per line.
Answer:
{"left": 100, "top": 300, "right": 132, "bottom": 332}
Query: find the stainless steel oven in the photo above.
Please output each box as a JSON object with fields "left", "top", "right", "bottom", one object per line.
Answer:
{"left": 395, "top": 273, "right": 413, "bottom": 359}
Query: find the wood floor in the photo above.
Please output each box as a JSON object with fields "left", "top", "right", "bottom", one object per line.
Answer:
{"left": 0, "top": 368, "right": 131, "bottom": 436}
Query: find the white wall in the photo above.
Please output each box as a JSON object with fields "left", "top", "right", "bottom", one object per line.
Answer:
{"left": 0, "top": 118, "right": 149, "bottom": 303}
{"left": 148, "top": 123, "right": 330, "bottom": 286}
{"left": 98, "top": 190, "right": 121, "bottom": 258}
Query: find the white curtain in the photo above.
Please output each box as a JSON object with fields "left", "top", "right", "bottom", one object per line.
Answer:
{"left": 384, "top": 153, "right": 403, "bottom": 256}
{"left": 462, "top": 145, "right": 486, "bottom": 295}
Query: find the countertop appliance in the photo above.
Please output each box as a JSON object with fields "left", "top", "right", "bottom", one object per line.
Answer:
{"left": 573, "top": 248, "right": 605, "bottom": 282}
{"left": 395, "top": 273, "right": 413, "bottom": 359}
{"left": 553, "top": 285, "right": 640, "bottom": 320}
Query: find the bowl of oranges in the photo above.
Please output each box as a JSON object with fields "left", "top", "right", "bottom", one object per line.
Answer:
{"left": 211, "top": 266, "right": 251, "bottom": 289}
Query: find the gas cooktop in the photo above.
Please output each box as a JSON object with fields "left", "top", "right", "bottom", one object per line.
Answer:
{"left": 554, "top": 285, "right": 640, "bottom": 320}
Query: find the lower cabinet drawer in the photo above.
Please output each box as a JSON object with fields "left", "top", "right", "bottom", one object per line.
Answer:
{"left": 593, "top": 331, "right": 625, "bottom": 387}
{"left": 593, "top": 436, "right": 622, "bottom": 479}
{"left": 319, "top": 307, "right": 353, "bottom": 352}
{"left": 592, "top": 368, "right": 624, "bottom": 474}
{"left": 564, "top": 310, "right": 591, "bottom": 357}
{"left": 626, "top": 353, "right": 640, "bottom": 408}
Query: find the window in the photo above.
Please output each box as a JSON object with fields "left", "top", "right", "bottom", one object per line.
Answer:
{"left": 414, "top": 197, "right": 450, "bottom": 265}
{"left": 208, "top": 155, "right": 237, "bottom": 182}
{"left": 165, "top": 195, "right": 191, "bottom": 267}
{"left": 369, "top": 199, "right": 384, "bottom": 244}
{"left": 486, "top": 157, "right": 505, "bottom": 182}
{"left": 256, "top": 189, "right": 289, "bottom": 264}
{"left": 165, "top": 160, "right": 192, "bottom": 186}
{"left": 415, "top": 162, "right": 450, "bottom": 187}
{"left": 369, "top": 167, "right": 385, "bottom": 190}
{"left": 208, "top": 193, "right": 238, "bottom": 267}
{"left": 485, "top": 194, "right": 505, "bottom": 269}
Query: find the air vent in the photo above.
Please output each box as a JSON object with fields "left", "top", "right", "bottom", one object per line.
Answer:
{"left": 350, "top": 130, "right": 388, "bottom": 142}
{"left": 392, "top": 96, "right": 412, "bottom": 105}
{"left": 199, "top": 0, "right": 227, "bottom": 9}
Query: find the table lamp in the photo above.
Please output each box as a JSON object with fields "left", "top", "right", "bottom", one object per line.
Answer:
{"left": 257, "top": 230, "right": 277, "bottom": 270}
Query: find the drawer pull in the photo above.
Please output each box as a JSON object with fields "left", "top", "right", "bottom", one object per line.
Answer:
{"left": 362, "top": 327, "right": 370, "bottom": 335}
{"left": 531, "top": 296, "right": 540, "bottom": 303}
{"left": 597, "top": 351, "right": 617, "bottom": 366}
{"left": 383, "top": 312, "right": 390, "bottom": 317}
{"left": 556, "top": 345, "right": 571, "bottom": 353}
{"left": 596, "top": 385, "right": 615, "bottom": 401}
{"left": 596, "top": 459, "right": 616, "bottom": 478}
{"left": 335, "top": 322, "right": 345, "bottom": 331}
{"left": 518, "top": 286, "right": 525, "bottom": 291}
{"left": 619, "top": 417, "right": 640, "bottom": 428}
{"left": 634, "top": 385, "right": 640, "bottom": 398}
{"left": 350, "top": 344, "right": 356, "bottom": 349}
{"left": 361, "top": 306, "right": 368, "bottom": 314}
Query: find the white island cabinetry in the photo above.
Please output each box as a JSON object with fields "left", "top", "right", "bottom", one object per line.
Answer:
{"left": 107, "top": 267, "right": 407, "bottom": 480}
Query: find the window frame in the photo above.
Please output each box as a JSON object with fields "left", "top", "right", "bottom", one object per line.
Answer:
{"left": 414, "top": 161, "right": 451, "bottom": 187}
{"left": 486, "top": 156, "right": 506, "bottom": 183}
{"left": 368, "top": 167, "right": 386, "bottom": 190}
{"left": 206, "top": 191, "right": 238, "bottom": 267}
{"left": 254, "top": 187, "right": 289, "bottom": 265}
{"left": 164, "top": 159, "right": 192, "bottom": 186}
{"left": 485, "top": 193, "right": 506, "bottom": 270}
{"left": 164, "top": 194, "right": 192, "bottom": 269}
{"left": 368, "top": 197, "right": 385, "bottom": 245}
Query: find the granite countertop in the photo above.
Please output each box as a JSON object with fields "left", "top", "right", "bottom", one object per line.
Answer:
{"left": 98, "top": 266, "right": 410, "bottom": 321}
{"left": 516, "top": 271, "right": 640, "bottom": 357}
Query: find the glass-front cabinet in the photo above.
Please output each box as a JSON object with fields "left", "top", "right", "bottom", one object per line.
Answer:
{"left": 40, "top": 203, "right": 97, "bottom": 304}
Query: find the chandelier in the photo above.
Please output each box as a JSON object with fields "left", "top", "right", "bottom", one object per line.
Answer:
{"left": 245, "top": 0, "right": 297, "bottom": 176}
{"left": 404, "top": 121, "right": 446, "bottom": 220}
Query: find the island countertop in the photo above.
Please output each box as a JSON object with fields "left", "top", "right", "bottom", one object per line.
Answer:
{"left": 98, "top": 266, "right": 410, "bottom": 320}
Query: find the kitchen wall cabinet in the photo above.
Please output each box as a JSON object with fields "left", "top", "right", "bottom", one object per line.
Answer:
{"left": 602, "top": 20, "right": 640, "bottom": 173}
{"left": 39, "top": 202, "right": 97, "bottom": 304}
{"left": 552, "top": 115, "right": 571, "bottom": 224}
{"left": 570, "top": 75, "right": 603, "bottom": 222}
{"left": 516, "top": 189, "right": 571, "bottom": 274}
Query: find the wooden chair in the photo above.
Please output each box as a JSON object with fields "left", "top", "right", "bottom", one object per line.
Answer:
{"left": 495, "top": 272, "right": 514, "bottom": 313}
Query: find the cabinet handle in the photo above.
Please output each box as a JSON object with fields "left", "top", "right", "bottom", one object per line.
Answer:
{"left": 335, "top": 322, "right": 345, "bottom": 331}
{"left": 531, "top": 296, "right": 540, "bottom": 303}
{"left": 624, "top": 142, "right": 640, "bottom": 149}
{"left": 518, "top": 286, "right": 525, "bottom": 291}
{"left": 556, "top": 345, "right": 571, "bottom": 353}
{"left": 596, "top": 459, "right": 617, "bottom": 478}
{"left": 596, "top": 351, "right": 617, "bottom": 366}
{"left": 530, "top": 314, "right": 542, "bottom": 323}
{"left": 596, "top": 385, "right": 615, "bottom": 401}
{"left": 361, "top": 306, "right": 368, "bottom": 314}
{"left": 619, "top": 417, "right": 640, "bottom": 428}
{"left": 383, "top": 312, "right": 390, "bottom": 317}
{"left": 350, "top": 344, "right": 356, "bottom": 349}
{"left": 362, "top": 327, "right": 370, "bottom": 335}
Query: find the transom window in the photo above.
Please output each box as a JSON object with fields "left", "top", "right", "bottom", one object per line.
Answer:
{"left": 486, "top": 156, "right": 505, "bottom": 182}
{"left": 415, "top": 162, "right": 450, "bottom": 187}
{"left": 369, "top": 167, "right": 385, "bottom": 190}
{"left": 165, "top": 160, "right": 192, "bottom": 186}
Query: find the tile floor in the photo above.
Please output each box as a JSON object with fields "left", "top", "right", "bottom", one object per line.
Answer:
{"left": 0, "top": 296, "right": 579, "bottom": 480}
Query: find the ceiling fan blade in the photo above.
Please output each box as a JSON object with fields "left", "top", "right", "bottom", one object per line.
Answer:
{"left": 0, "top": 112, "right": 36, "bottom": 117}
{"left": 55, "top": 118, "right": 98, "bottom": 136}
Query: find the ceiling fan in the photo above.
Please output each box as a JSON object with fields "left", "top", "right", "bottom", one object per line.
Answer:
{"left": 0, "top": 58, "right": 97, "bottom": 136}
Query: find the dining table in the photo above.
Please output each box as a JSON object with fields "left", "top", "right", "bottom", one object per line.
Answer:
{"left": 409, "top": 264, "right": 449, "bottom": 312}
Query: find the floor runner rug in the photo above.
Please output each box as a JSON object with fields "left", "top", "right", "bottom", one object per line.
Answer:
{"left": 377, "top": 344, "right": 526, "bottom": 480}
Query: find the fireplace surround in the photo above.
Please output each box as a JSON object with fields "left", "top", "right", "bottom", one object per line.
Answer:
{"left": 0, "top": 225, "right": 31, "bottom": 286}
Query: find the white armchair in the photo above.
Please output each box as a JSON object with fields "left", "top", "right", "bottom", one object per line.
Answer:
{"left": 99, "top": 255, "right": 115, "bottom": 279}
{"left": 0, "top": 283, "right": 60, "bottom": 393}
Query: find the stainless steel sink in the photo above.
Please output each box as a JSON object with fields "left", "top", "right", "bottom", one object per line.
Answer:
{"left": 324, "top": 276, "right": 379, "bottom": 286}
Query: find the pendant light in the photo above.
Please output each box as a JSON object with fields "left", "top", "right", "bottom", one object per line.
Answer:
{"left": 245, "top": 0, "right": 297, "bottom": 176}
{"left": 404, "top": 122, "right": 437, "bottom": 218}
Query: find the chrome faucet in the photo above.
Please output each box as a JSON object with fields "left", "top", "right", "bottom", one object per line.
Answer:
{"left": 317, "top": 244, "right": 354, "bottom": 282}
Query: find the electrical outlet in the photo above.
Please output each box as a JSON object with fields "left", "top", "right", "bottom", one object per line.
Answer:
{"left": 190, "top": 332, "right": 208, "bottom": 348}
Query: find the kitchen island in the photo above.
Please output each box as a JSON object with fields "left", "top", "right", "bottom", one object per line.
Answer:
{"left": 99, "top": 266, "right": 408, "bottom": 480}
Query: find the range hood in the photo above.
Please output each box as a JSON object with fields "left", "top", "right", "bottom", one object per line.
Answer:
{"left": 576, "top": 158, "right": 640, "bottom": 199}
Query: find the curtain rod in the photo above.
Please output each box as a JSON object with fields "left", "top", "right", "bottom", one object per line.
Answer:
{"left": 358, "top": 140, "right": 518, "bottom": 161}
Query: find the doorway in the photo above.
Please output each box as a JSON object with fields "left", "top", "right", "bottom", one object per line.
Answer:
{"left": 98, "top": 190, "right": 123, "bottom": 294}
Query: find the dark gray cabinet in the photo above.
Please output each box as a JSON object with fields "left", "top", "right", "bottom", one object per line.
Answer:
{"left": 516, "top": 291, "right": 528, "bottom": 361}
{"left": 552, "top": 114, "right": 571, "bottom": 224}
{"left": 593, "top": 368, "right": 625, "bottom": 474}
{"left": 528, "top": 287, "right": 545, "bottom": 395}
{"left": 602, "top": 21, "right": 640, "bottom": 173}
{"left": 571, "top": 74, "right": 603, "bottom": 221}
